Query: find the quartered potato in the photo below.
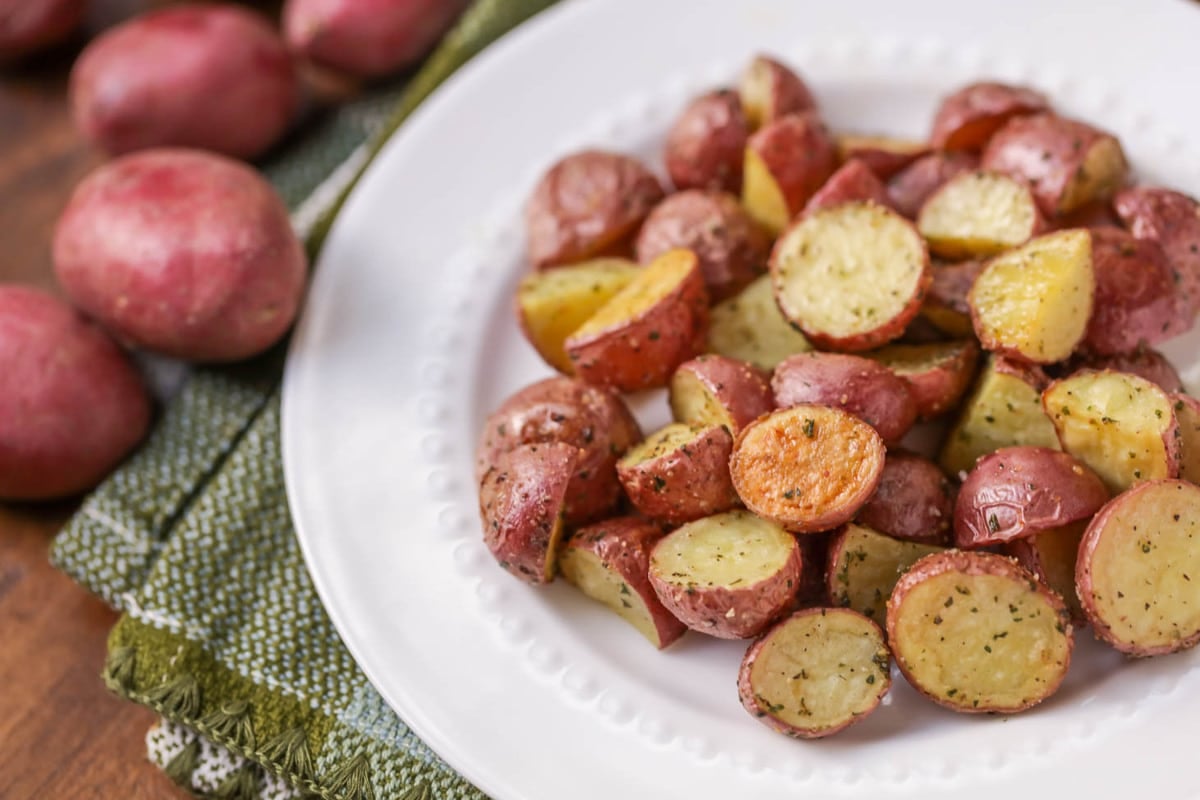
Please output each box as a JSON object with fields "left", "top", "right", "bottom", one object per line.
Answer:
{"left": 869, "top": 339, "right": 980, "bottom": 420}
{"left": 929, "top": 81, "right": 1049, "bottom": 152}
{"left": 707, "top": 274, "right": 812, "bottom": 370}
{"left": 664, "top": 89, "right": 749, "bottom": 194}
{"left": 669, "top": 354, "right": 774, "bottom": 434}
{"left": 887, "top": 151, "right": 979, "bottom": 219}
{"left": 1006, "top": 520, "right": 1088, "bottom": 623}
{"left": 739, "top": 53, "right": 818, "bottom": 130}
{"left": 827, "top": 523, "right": 947, "bottom": 625}
{"left": 835, "top": 133, "right": 929, "bottom": 179}
{"left": 856, "top": 452, "right": 955, "bottom": 545}
{"left": 743, "top": 111, "right": 837, "bottom": 234}
{"left": 804, "top": 159, "right": 890, "bottom": 214}
{"left": 616, "top": 423, "right": 739, "bottom": 525}
{"left": 917, "top": 170, "right": 1044, "bottom": 259}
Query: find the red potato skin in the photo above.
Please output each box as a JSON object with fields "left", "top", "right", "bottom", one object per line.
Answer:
{"left": 670, "top": 354, "right": 774, "bottom": 433}
{"left": 52, "top": 149, "right": 308, "bottom": 362}
{"left": 283, "top": 0, "right": 467, "bottom": 78}
{"left": 1069, "top": 349, "right": 1184, "bottom": 394}
{"left": 771, "top": 352, "right": 918, "bottom": 445}
{"left": 881, "top": 340, "right": 981, "bottom": 420}
{"left": 804, "top": 159, "right": 891, "bottom": 214}
{"left": 1113, "top": 186, "right": 1200, "bottom": 320}
{"left": 954, "top": 446, "right": 1109, "bottom": 548}
{"left": 0, "top": 0, "right": 84, "bottom": 61}
{"left": 887, "top": 151, "right": 979, "bottom": 219}
{"left": 835, "top": 136, "right": 930, "bottom": 180}
{"left": 525, "top": 150, "right": 666, "bottom": 270}
{"left": 1084, "top": 228, "right": 1188, "bottom": 354}
{"left": 857, "top": 452, "right": 955, "bottom": 545}
{"left": 70, "top": 5, "right": 299, "bottom": 159}
{"left": 0, "top": 287, "right": 151, "bottom": 500}
{"left": 930, "top": 82, "right": 1049, "bottom": 152}
{"left": 635, "top": 190, "right": 770, "bottom": 302}
{"left": 741, "top": 55, "right": 818, "bottom": 127}
{"left": 922, "top": 259, "right": 985, "bottom": 335}
{"left": 617, "top": 425, "right": 739, "bottom": 526}
{"left": 748, "top": 112, "right": 838, "bottom": 216}
{"left": 664, "top": 90, "right": 749, "bottom": 194}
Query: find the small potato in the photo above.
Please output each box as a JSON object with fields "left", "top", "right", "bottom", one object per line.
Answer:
{"left": 742, "top": 112, "right": 837, "bottom": 234}
{"left": 857, "top": 453, "right": 955, "bottom": 545}
{"left": 738, "top": 608, "right": 890, "bottom": 739}
{"left": 803, "top": 159, "right": 890, "bottom": 214}
{"left": 1077, "top": 480, "right": 1200, "bottom": 656}
{"left": 559, "top": 517, "right": 686, "bottom": 649}
{"left": 887, "top": 550, "right": 1073, "bottom": 713}
{"left": 835, "top": 134, "right": 930, "bottom": 180}
{"left": 917, "top": 170, "right": 1045, "bottom": 258}
{"left": 827, "top": 523, "right": 947, "bottom": 624}
{"left": 706, "top": 274, "right": 812, "bottom": 370}
{"left": 730, "top": 405, "right": 886, "bottom": 533}
{"left": 1005, "top": 520, "right": 1087, "bottom": 623}
{"left": 772, "top": 352, "right": 917, "bottom": 444}
{"left": 929, "top": 81, "right": 1049, "bottom": 152}
{"left": 0, "top": 0, "right": 84, "bottom": 61}
{"left": 648, "top": 510, "right": 802, "bottom": 639}
{"left": 981, "top": 113, "right": 1128, "bottom": 218}
{"left": 772, "top": 202, "right": 931, "bottom": 351}
{"left": 920, "top": 259, "right": 985, "bottom": 337}
{"left": 739, "top": 54, "right": 817, "bottom": 130}
{"left": 663, "top": 90, "right": 749, "bottom": 194}
{"left": 887, "top": 151, "right": 979, "bottom": 219}
{"left": 1071, "top": 348, "right": 1184, "bottom": 394}
{"left": 0, "top": 286, "right": 151, "bottom": 500}
{"left": 53, "top": 149, "right": 307, "bottom": 362}
{"left": 1174, "top": 394, "right": 1200, "bottom": 484}
{"left": 869, "top": 339, "right": 980, "bottom": 420}
{"left": 1113, "top": 186, "right": 1200, "bottom": 319}
{"left": 616, "top": 423, "right": 739, "bottom": 525}
{"left": 669, "top": 354, "right": 773, "bottom": 434}
{"left": 953, "top": 446, "right": 1109, "bottom": 548}
{"left": 525, "top": 150, "right": 665, "bottom": 270}
{"left": 635, "top": 190, "right": 770, "bottom": 302}
{"left": 565, "top": 249, "right": 709, "bottom": 391}
{"left": 70, "top": 5, "right": 298, "bottom": 159}
{"left": 1084, "top": 228, "right": 1187, "bottom": 354}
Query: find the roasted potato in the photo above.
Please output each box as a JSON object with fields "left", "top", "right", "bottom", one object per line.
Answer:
{"left": 742, "top": 112, "right": 837, "bottom": 234}
{"left": 869, "top": 339, "right": 980, "bottom": 420}
{"left": 803, "top": 159, "right": 890, "bottom": 214}
{"left": 1077, "top": 480, "right": 1200, "bottom": 655}
{"left": 1174, "top": 394, "right": 1200, "bottom": 484}
{"left": 669, "top": 354, "right": 773, "bottom": 434}
{"left": 559, "top": 516, "right": 686, "bottom": 649}
{"left": 920, "top": 259, "right": 985, "bottom": 337}
{"left": 648, "top": 510, "right": 802, "bottom": 639}
{"left": 706, "top": 274, "right": 812, "bottom": 370}
{"left": 857, "top": 453, "right": 955, "bottom": 545}
{"left": 0, "top": 0, "right": 84, "bottom": 61}
{"left": 739, "top": 54, "right": 817, "bottom": 130}
{"left": 525, "top": 150, "right": 665, "bottom": 270}
{"left": 730, "top": 405, "right": 886, "bottom": 533}
{"left": 565, "top": 249, "right": 709, "bottom": 391}
{"left": 738, "top": 608, "right": 890, "bottom": 738}
{"left": 887, "top": 550, "right": 1073, "bottom": 713}
{"left": 663, "top": 90, "right": 749, "bottom": 194}
{"left": 1113, "top": 186, "right": 1200, "bottom": 319}
{"left": 771, "top": 201, "right": 931, "bottom": 351}
{"left": 1084, "top": 228, "right": 1186, "bottom": 355}
{"left": 917, "top": 170, "right": 1045, "bottom": 258}
{"left": 616, "top": 423, "right": 739, "bottom": 525}
{"left": 929, "top": 81, "right": 1049, "bottom": 152}
{"left": 1005, "top": 520, "right": 1087, "bottom": 623}
{"left": 828, "top": 523, "right": 947, "bottom": 625}
{"left": 1071, "top": 348, "right": 1184, "bottom": 394}
{"left": 887, "top": 151, "right": 979, "bottom": 219}
{"left": 835, "top": 134, "right": 929, "bottom": 180}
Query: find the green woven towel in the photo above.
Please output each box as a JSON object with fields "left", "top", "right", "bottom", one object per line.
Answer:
{"left": 50, "top": 1, "right": 557, "bottom": 797}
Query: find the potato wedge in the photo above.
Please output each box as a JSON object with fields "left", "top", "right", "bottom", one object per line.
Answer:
{"left": 648, "top": 510, "right": 802, "bottom": 639}
{"left": 887, "top": 550, "right": 1073, "bottom": 713}
{"left": 827, "top": 523, "right": 947, "bottom": 625}
{"left": 707, "top": 274, "right": 812, "bottom": 370}
{"left": 920, "top": 259, "right": 985, "bottom": 337}
{"left": 804, "top": 159, "right": 890, "bottom": 214}
{"left": 738, "top": 608, "right": 890, "bottom": 739}
{"left": 887, "top": 151, "right": 979, "bottom": 219}
{"left": 835, "top": 133, "right": 929, "bottom": 179}
{"left": 1043, "top": 370, "right": 1180, "bottom": 493}
{"left": 1077, "top": 480, "right": 1200, "bottom": 656}
{"left": 565, "top": 248, "right": 709, "bottom": 391}
{"left": 730, "top": 405, "right": 886, "bottom": 533}
{"left": 739, "top": 54, "right": 817, "bottom": 130}
{"left": 1072, "top": 348, "right": 1184, "bottom": 394}
{"left": 616, "top": 423, "right": 739, "bottom": 526}
{"left": 1005, "top": 520, "right": 1087, "bottom": 623}
{"left": 1174, "top": 394, "right": 1200, "bottom": 484}
{"left": 968, "top": 229, "right": 1094, "bottom": 364}
{"left": 742, "top": 112, "right": 837, "bottom": 234}
{"left": 664, "top": 89, "right": 748, "bottom": 194}
{"left": 771, "top": 201, "right": 931, "bottom": 351}
{"left": 857, "top": 452, "right": 955, "bottom": 545}
{"left": 930, "top": 81, "right": 1049, "bottom": 152}
{"left": 917, "top": 170, "right": 1045, "bottom": 259}
{"left": 1084, "top": 228, "right": 1186, "bottom": 355}
{"left": 1113, "top": 186, "right": 1200, "bottom": 320}
{"left": 559, "top": 516, "right": 686, "bottom": 649}
{"left": 869, "top": 339, "right": 980, "bottom": 420}
{"left": 669, "top": 354, "right": 773, "bottom": 434}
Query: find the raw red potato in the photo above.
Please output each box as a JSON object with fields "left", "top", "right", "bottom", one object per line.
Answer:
{"left": 857, "top": 452, "right": 955, "bottom": 545}
{"left": 887, "top": 151, "right": 979, "bottom": 219}
{"left": 0, "top": 0, "right": 84, "bottom": 61}
{"left": 834, "top": 133, "right": 929, "bottom": 180}
{"left": 559, "top": 517, "right": 686, "bottom": 649}
{"left": 920, "top": 259, "right": 985, "bottom": 337}
{"left": 616, "top": 423, "right": 739, "bottom": 525}
{"left": 1174, "top": 394, "right": 1200, "bottom": 484}
{"left": 742, "top": 112, "right": 837, "bottom": 234}
{"left": 706, "top": 275, "right": 812, "bottom": 371}
{"left": 827, "top": 523, "right": 947, "bottom": 624}
{"left": 669, "top": 354, "right": 773, "bottom": 434}
{"left": 930, "top": 81, "right": 1049, "bottom": 152}
{"left": 738, "top": 608, "right": 890, "bottom": 738}
{"left": 1005, "top": 520, "right": 1088, "bottom": 623}
{"left": 663, "top": 90, "right": 749, "bottom": 194}
{"left": 1071, "top": 348, "right": 1184, "bottom": 394}
{"left": 1113, "top": 186, "right": 1200, "bottom": 320}
{"left": 869, "top": 339, "right": 980, "bottom": 420}
{"left": 739, "top": 54, "right": 817, "bottom": 130}
{"left": 917, "top": 170, "right": 1045, "bottom": 258}
{"left": 1084, "top": 228, "right": 1187, "bottom": 354}
{"left": 804, "top": 159, "right": 890, "bottom": 214}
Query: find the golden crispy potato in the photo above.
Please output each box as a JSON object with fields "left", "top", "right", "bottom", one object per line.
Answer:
{"left": 669, "top": 354, "right": 773, "bottom": 434}
{"left": 664, "top": 89, "right": 749, "bottom": 194}
{"left": 739, "top": 54, "right": 817, "bottom": 130}
{"left": 827, "top": 523, "right": 947, "bottom": 625}
{"left": 929, "top": 81, "right": 1049, "bottom": 152}
{"left": 617, "top": 423, "right": 739, "bottom": 525}
{"left": 706, "top": 274, "right": 812, "bottom": 370}
{"left": 917, "top": 170, "right": 1045, "bottom": 258}
{"left": 742, "top": 112, "right": 837, "bottom": 234}
{"left": 869, "top": 339, "right": 979, "bottom": 420}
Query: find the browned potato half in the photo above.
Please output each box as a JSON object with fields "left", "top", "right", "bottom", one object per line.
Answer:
{"left": 480, "top": 442, "right": 578, "bottom": 584}
{"left": 920, "top": 259, "right": 985, "bottom": 337}
{"left": 771, "top": 352, "right": 917, "bottom": 444}
{"left": 981, "top": 113, "right": 1128, "bottom": 218}
{"left": 917, "top": 170, "right": 1045, "bottom": 259}
{"left": 525, "top": 150, "right": 665, "bottom": 270}
{"left": 648, "top": 510, "right": 802, "bottom": 639}
{"left": 635, "top": 190, "right": 769, "bottom": 302}
{"left": 804, "top": 159, "right": 890, "bottom": 214}
{"left": 869, "top": 340, "right": 980, "bottom": 420}
{"left": 669, "top": 354, "right": 773, "bottom": 434}
{"left": 1174, "top": 394, "right": 1200, "bottom": 484}
{"left": 771, "top": 201, "right": 931, "bottom": 351}
{"left": 939, "top": 355, "right": 1060, "bottom": 477}
{"left": 835, "top": 133, "right": 929, "bottom": 179}
{"left": 887, "top": 151, "right": 979, "bottom": 219}
{"left": 739, "top": 54, "right": 817, "bottom": 130}
{"left": 954, "top": 446, "right": 1109, "bottom": 548}
{"left": 559, "top": 516, "right": 686, "bottom": 649}
{"left": 929, "top": 81, "right": 1049, "bottom": 152}
{"left": 730, "top": 405, "right": 886, "bottom": 533}
{"left": 1005, "top": 520, "right": 1087, "bottom": 623}
{"left": 1072, "top": 348, "right": 1184, "bottom": 394}
{"left": 887, "top": 550, "right": 1073, "bottom": 713}
{"left": 616, "top": 423, "right": 739, "bottom": 525}
{"left": 1043, "top": 370, "right": 1180, "bottom": 493}
{"left": 664, "top": 90, "right": 749, "bottom": 194}
{"left": 857, "top": 453, "right": 955, "bottom": 545}
{"left": 1077, "top": 480, "right": 1200, "bottom": 656}
{"left": 1084, "top": 228, "right": 1186, "bottom": 355}
{"left": 707, "top": 275, "right": 812, "bottom": 370}
{"left": 738, "top": 608, "right": 890, "bottom": 738}
{"left": 565, "top": 249, "right": 709, "bottom": 391}
{"left": 828, "top": 523, "right": 947, "bottom": 625}
{"left": 1114, "top": 186, "right": 1200, "bottom": 320}
{"left": 515, "top": 258, "right": 639, "bottom": 373}
{"left": 742, "top": 112, "right": 837, "bottom": 234}
{"left": 968, "top": 229, "right": 1094, "bottom": 364}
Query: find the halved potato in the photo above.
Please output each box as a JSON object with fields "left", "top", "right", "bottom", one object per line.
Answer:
{"left": 559, "top": 516, "right": 686, "bottom": 649}
{"left": 648, "top": 509, "right": 802, "bottom": 639}
{"left": 730, "top": 405, "right": 886, "bottom": 533}
{"left": 968, "top": 229, "right": 1094, "bottom": 364}
{"left": 738, "top": 608, "right": 890, "bottom": 738}
{"left": 739, "top": 54, "right": 817, "bottom": 130}
{"left": 856, "top": 452, "right": 955, "bottom": 545}
{"left": 835, "top": 133, "right": 929, "bottom": 179}
{"left": 742, "top": 112, "right": 837, "bottom": 234}
{"left": 707, "top": 274, "right": 812, "bottom": 370}
{"left": 669, "top": 354, "right": 773, "bottom": 434}
{"left": 1005, "top": 520, "right": 1087, "bottom": 623}
{"left": 887, "top": 550, "right": 1073, "bottom": 713}
{"left": 804, "top": 159, "right": 890, "bottom": 214}
{"left": 616, "top": 423, "right": 739, "bottom": 525}
{"left": 663, "top": 89, "right": 749, "bottom": 194}
{"left": 887, "top": 151, "right": 979, "bottom": 219}
{"left": 920, "top": 259, "right": 985, "bottom": 337}
{"left": 1072, "top": 348, "right": 1184, "bottom": 394}
{"left": 1084, "top": 228, "right": 1185, "bottom": 355}
{"left": 1043, "top": 370, "right": 1180, "bottom": 493}
{"left": 917, "top": 170, "right": 1045, "bottom": 259}
{"left": 1077, "top": 480, "right": 1200, "bottom": 656}
{"left": 827, "top": 523, "right": 946, "bottom": 625}
{"left": 565, "top": 248, "right": 709, "bottom": 391}
{"left": 929, "top": 81, "right": 1049, "bottom": 152}
{"left": 771, "top": 201, "right": 931, "bottom": 351}
{"left": 869, "top": 339, "right": 979, "bottom": 420}
{"left": 1113, "top": 186, "right": 1200, "bottom": 320}
{"left": 1174, "top": 394, "right": 1200, "bottom": 484}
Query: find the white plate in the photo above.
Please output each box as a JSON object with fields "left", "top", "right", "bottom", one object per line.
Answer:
{"left": 282, "top": 1, "right": 1200, "bottom": 798}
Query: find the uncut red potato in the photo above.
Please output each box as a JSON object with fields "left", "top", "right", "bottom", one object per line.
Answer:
{"left": 771, "top": 201, "right": 931, "bottom": 351}
{"left": 857, "top": 452, "right": 955, "bottom": 545}
{"left": 559, "top": 517, "right": 686, "bottom": 649}
{"left": 981, "top": 112, "right": 1129, "bottom": 218}
{"left": 738, "top": 608, "right": 890, "bottom": 739}
{"left": 920, "top": 259, "right": 985, "bottom": 337}
{"left": 1077, "top": 480, "right": 1200, "bottom": 656}
{"left": 739, "top": 54, "right": 817, "bottom": 130}
{"left": 827, "top": 523, "right": 948, "bottom": 625}
{"left": 0, "top": 0, "right": 84, "bottom": 61}
{"left": 1113, "top": 186, "right": 1200, "bottom": 320}
{"left": 869, "top": 339, "right": 980, "bottom": 420}
{"left": 1005, "top": 520, "right": 1088, "bottom": 623}
{"left": 835, "top": 133, "right": 930, "bottom": 180}
{"left": 930, "top": 81, "right": 1049, "bottom": 152}
{"left": 1072, "top": 348, "right": 1184, "bottom": 394}
{"left": 1084, "top": 228, "right": 1187, "bottom": 354}
{"left": 1174, "top": 394, "right": 1200, "bottom": 484}
{"left": 730, "top": 405, "right": 886, "bottom": 533}
{"left": 887, "top": 151, "right": 979, "bottom": 219}
{"left": 635, "top": 190, "right": 769, "bottom": 302}
{"left": 663, "top": 90, "right": 749, "bottom": 193}
{"left": 887, "top": 550, "right": 1073, "bottom": 713}
{"left": 917, "top": 170, "right": 1045, "bottom": 259}
{"left": 525, "top": 150, "right": 665, "bottom": 270}
{"left": 804, "top": 159, "right": 890, "bottom": 214}
{"left": 706, "top": 275, "right": 813, "bottom": 371}
{"left": 669, "top": 354, "right": 773, "bottom": 434}
{"left": 616, "top": 423, "right": 739, "bottom": 525}
{"left": 742, "top": 112, "right": 837, "bottom": 234}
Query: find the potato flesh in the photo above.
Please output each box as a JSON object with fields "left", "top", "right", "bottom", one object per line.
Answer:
{"left": 559, "top": 547, "right": 661, "bottom": 645}
{"left": 918, "top": 171, "right": 1038, "bottom": 258}
{"left": 969, "top": 229, "right": 1093, "bottom": 363}
{"left": 652, "top": 510, "right": 795, "bottom": 589}
{"left": 1061, "top": 138, "right": 1127, "bottom": 215}
{"left": 1030, "top": 522, "right": 1086, "bottom": 621}
{"left": 1175, "top": 396, "right": 1200, "bottom": 484}
{"left": 871, "top": 340, "right": 969, "bottom": 377}
{"left": 830, "top": 524, "right": 945, "bottom": 625}
{"left": 742, "top": 148, "right": 791, "bottom": 234}
{"left": 669, "top": 370, "right": 733, "bottom": 431}
{"left": 1044, "top": 372, "right": 1175, "bottom": 492}
{"left": 573, "top": 248, "right": 693, "bottom": 336}
{"left": 708, "top": 275, "right": 812, "bottom": 370}
{"left": 621, "top": 422, "right": 705, "bottom": 466}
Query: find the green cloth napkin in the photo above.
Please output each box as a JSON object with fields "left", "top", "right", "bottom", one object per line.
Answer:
{"left": 50, "top": 1, "right": 557, "bottom": 797}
